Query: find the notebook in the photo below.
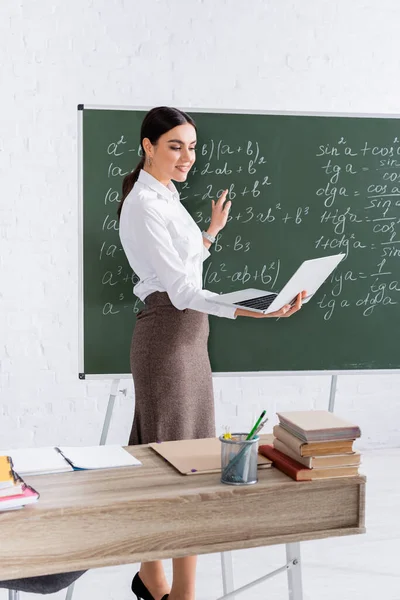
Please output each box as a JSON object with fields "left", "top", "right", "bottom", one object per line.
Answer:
{"left": 149, "top": 436, "right": 272, "bottom": 475}
{"left": 209, "top": 254, "right": 345, "bottom": 314}
{"left": 0, "top": 447, "right": 74, "bottom": 476}
{"left": 56, "top": 445, "right": 142, "bottom": 470}
{"left": 0, "top": 484, "right": 40, "bottom": 511}
{"left": 0, "top": 456, "right": 17, "bottom": 488}
{"left": 0, "top": 478, "right": 24, "bottom": 498}
{"left": 0, "top": 446, "right": 142, "bottom": 474}
{"left": 277, "top": 411, "right": 361, "bottom": 442}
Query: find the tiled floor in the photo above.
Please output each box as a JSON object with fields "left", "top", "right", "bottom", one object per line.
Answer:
{"left": 1, "top": 447, "right": 399, "bottom": 600}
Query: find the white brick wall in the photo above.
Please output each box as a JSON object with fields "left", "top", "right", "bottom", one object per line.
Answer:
{"left": 1, "top": 0, "right": 399, "bottom": 450}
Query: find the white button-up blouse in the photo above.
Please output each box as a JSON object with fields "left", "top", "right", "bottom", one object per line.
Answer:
{"left": 119, "top": 170, "right": 237, "bottom": 319}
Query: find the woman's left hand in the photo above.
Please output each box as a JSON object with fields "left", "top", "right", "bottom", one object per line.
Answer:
{"left": 265, "top": 291, "right": 307, "bottom": 318}
{"left": 209, "top": 189, "right": 231, "bottom": 235}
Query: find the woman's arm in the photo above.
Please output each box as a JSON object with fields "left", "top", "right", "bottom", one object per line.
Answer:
{"left": 201, "top": 189, "right": 305, "bottom": 319}
{"left": 202, "top": 189, "right": 231, "bottom": 250}
{"left": 122, "top": 203, "right": 237, "bottom": 319}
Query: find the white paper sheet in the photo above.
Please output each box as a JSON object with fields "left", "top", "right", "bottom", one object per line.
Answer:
{"left": 56, "top": 445, "right": 142, "bottom": 469}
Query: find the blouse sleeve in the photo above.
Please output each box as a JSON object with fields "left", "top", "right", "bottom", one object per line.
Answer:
{"left": 130, "top": 205, "right": 237, "bottom": 319}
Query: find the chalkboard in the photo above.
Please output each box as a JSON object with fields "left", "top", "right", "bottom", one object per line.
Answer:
{"left": 79, "top": 106, "right": 400, "bottom": 376}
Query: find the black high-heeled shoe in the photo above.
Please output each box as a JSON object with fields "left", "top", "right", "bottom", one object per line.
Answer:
{"left": 131, "top": 572, "right": 169, "bottom": 600}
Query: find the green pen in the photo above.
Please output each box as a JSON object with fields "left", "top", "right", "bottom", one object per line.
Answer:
{"left": 246, "top": 410, "right": 266, "bottom": 440}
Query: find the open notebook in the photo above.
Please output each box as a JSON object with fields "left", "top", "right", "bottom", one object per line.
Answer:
{"left": 56, "top": 445, "right": 141, "bottom": 470}
{"left": 0, "top": 446, "right": 141, "bottom": 475}
{"left": 0, "top": 447, "right": 74, "bottom": 476}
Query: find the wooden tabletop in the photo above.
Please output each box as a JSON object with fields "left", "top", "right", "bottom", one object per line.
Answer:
{"left": 0, "top": 437, "right": 366, "bottom": 580}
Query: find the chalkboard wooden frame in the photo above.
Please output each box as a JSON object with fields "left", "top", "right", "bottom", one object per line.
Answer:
{"left": 78, "top": 105, "right": 400, "bottom": 379}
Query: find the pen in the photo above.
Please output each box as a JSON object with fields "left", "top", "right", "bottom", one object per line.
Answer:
{"left": 253, "top": 416, "right": 269, "bottom": 438}
{"left": 246, "top": 410, "right": 266, "bottom": 440}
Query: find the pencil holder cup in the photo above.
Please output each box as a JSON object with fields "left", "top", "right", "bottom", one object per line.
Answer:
{"left": 219, "top": 433, "right": 259, "bottom": 486}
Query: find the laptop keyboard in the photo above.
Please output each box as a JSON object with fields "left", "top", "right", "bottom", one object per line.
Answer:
{"left": 234, "top": 293, "right": 277, "bottom": 311}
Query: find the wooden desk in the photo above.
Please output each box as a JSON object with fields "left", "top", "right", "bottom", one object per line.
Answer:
{"left": 0, "top": 441, "right": 366, "bottom": 597}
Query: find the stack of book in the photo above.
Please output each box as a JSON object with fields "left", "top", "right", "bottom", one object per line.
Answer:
{"left": 259, "top": 410, "right": 361, "bottom": 481}
{"left": 0, "top": 455, "right": 39, "bottom": 512}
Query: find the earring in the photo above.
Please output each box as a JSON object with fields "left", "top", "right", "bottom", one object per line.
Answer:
{"left": 147, "top": 156, "right": 152, "bottom": 167}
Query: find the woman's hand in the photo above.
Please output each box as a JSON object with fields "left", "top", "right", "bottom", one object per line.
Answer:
{"left": 208, "top": 189, "right": 231, "bottom": 237}
{"left": 234, "top": 291, "right": 307, "bottom": 318}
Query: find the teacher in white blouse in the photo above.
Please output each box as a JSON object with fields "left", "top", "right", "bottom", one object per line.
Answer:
{"left": 119, "top": 107, "right": 304, "bottom": 600}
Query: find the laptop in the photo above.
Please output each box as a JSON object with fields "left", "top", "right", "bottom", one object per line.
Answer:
{"left": 210, "top": 253, "right": 345, "bottom": 315}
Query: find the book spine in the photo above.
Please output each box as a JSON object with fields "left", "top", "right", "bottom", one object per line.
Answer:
{"left": 273, "top": 439, "right": 312, "bottom": 467}
{"left": 259, "top": 445, "right": 310, "bottom": 481}
{"left": 273, "top": 425, "right": 305, "bottom": 455}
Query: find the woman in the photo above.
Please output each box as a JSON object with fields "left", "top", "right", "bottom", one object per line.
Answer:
{"left": 119, "top": 106, "right": 304, "bottom": 600}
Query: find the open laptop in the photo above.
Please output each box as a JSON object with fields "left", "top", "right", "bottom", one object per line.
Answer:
{"left": 210, "top": 253, "right": 345, "bottom": 315}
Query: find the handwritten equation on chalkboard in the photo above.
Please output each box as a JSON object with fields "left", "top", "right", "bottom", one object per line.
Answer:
{"left": 97, "top": 132, "right": 400, "bottom": 322}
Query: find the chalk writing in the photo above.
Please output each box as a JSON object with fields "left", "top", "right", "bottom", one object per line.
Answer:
{"left": 94, "top": 129, "right": 400, "bottom": 325}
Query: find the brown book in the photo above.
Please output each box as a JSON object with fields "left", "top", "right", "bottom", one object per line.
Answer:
{"left": 277, "top": 410, "right": 361, "bottom": 442}
{"left": 273, "top": 425, "right": 355, "bottom": 457}
{"left": 259, "top": 444, "right": 359, "bottom": 481}
{"left": 273, "top": 439, "right": 361, "bottom": 469}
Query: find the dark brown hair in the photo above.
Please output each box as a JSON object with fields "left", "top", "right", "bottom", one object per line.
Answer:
{"left": 117, "top": 106, "right": 196, "bottom": 218}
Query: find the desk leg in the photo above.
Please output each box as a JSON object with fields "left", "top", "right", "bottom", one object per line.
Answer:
{"left": 65, "top": 581, "right": 76, "bottom": 600}
{"left": 328, "top": 375, "right": 337, "bottom": 413}
{"left": 99, "top": 379, "right": 120, "bottom": 445}
{"left": 8, "top": 591, "right": 19, "bottom": 600}
{"left": 286, "top": 543, "right": 303, "bottom": 600}
{"left": 220, "top": 551, "right": 235, "bottom": 599}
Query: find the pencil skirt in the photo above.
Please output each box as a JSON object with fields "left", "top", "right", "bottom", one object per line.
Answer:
{"left": 129, "top": 292, "right": 216, "bottom": 445}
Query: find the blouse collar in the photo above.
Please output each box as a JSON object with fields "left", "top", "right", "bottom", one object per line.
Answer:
{"left": 137, "top": 169, "right": 180, "bottom": 203}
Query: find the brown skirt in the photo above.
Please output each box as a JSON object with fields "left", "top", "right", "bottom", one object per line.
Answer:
{"left": 129, "top": 292, "right": 215, "bottom": 445}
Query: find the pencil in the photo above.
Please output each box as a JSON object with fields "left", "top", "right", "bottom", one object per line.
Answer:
{"left": 246, "top": 410, "right": 266, "bottom": 440}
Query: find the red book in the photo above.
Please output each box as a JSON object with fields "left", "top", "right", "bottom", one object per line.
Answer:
{"left": 258, "top": 444, "right": 359, "bottom": 481}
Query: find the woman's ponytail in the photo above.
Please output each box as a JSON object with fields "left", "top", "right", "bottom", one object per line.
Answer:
{"left": 117, "top": 156, "right": 145, "bottom": 219}
{"left": 117, "top": 107, "right": 197, "bottom": 220}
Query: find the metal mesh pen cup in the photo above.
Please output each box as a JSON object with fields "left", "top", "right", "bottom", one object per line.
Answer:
{"left": 219, "top": 433, "right": 259, "bottom": 485}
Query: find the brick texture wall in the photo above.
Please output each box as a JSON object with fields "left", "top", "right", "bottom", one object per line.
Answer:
{"left": 1, "top": 0, "right": 399, "bottom": 450}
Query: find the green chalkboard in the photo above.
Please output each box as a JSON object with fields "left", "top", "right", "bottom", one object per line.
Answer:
{"left": 79, "top": 106, "right": 400, "bottom": 376}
